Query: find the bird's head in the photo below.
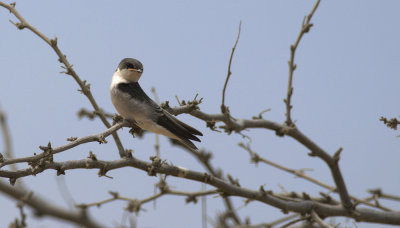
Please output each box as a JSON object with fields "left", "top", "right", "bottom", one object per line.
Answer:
{"left": 117, "top": 58, "right": 144, "bottom": 82}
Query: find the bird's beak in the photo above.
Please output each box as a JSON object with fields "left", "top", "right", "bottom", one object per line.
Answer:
{"left": 127, "top": 69, "right": 142, "bottom": 73}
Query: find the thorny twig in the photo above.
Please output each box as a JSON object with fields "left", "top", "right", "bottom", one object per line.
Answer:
{"left": 76, "top": 188, "right": 218, "bottom": 213}
{"left": 284, "top": 0, "right": 320, "bottom": 126}
{"left": 0, "top": 1, "right": 126, "bottom": 157}
{"left": 238, "top": 142, "right": 392, "bottom": 211}
{"left": 221, "top": 20, "right": 242, "bottom": 115}
{"left": 0, "top": 120, "right": 129, "bottom": 170}
{"left": 380, "top": 116, "right": 400, "bottom": 130}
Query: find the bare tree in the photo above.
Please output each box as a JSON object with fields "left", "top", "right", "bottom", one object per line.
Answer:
{"left": 1, "top": 1, "right": 399, "bottom": 228}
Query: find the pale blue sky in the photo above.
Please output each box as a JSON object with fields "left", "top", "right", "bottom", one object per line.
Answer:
{"left": 1, "top": 0, "right": 400, "bottom": 227}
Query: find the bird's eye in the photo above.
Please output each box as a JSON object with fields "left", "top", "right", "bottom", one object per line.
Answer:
{"left": 126, "top": 63, "right": 133, "bottom": 69}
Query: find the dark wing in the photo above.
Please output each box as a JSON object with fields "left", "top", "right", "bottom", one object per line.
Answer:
{"left": 117, "top": 82, "right": 155, "bottom": 104}
{"left": 166, "top": 112, "right": 203, "bottom": 136}
{"left": 156, "top": 110, "right": 201, "bottom": 142}
{"left": 117, "top": 82, "right": 203, "bottom": 147}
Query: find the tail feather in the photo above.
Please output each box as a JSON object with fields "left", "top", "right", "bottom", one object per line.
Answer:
{"left": 172, "top": 116, "right": 203, "bottom": 136}
{"left": 170, "top": 138, "right": 198, "bottom": 150}
{"left": 157, "top": 111, "right": 202, "bottom": 143}
{"left": 180, "top": 138, "right": 198, "bottom": 150}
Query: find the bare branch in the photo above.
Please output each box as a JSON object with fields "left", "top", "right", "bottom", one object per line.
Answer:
{"left": 284, "top": 0, "right": 320, "bottom": 126}
{"left": 151, "top": 87, "right": 161, "bottom": 158}
{"left": 167, "top": 103, "right": 353, "bottom": 208}
{"left": 77, "top": 108, "right": 114, "bottom": 120}
{"left": 368, "top": 188, "right": 400, "bottom": 202}
{"left": 380, "top": 116, "right": 400, "bottom": 130}
{"left": 221, "top": 21, "right": 242, "bottom": 114}
{"left": 280, "top": 216, "right": 309, "bottom": 228}
{"left": 239, "top": 143, "right": 391, "bottom": 211}
{"left": 169, "top": 140, "right": 242, "bottom": 225}
{"left": 0, "top": 120, "right": 129, "bottom": 169}
{"left": 0, "top": 1, "right": 126, "bottom": 157}
{"left": 0, "top": 1, "right": 397, "bottom": 227}
{"left": 265, "top": 214, "right": 299, "bottom": 227}
{"left": 0, "top": 108, "right": 15, "bottom": 170}
{"left": 0, "top": 157, "right": 399, "bottom": 225}
{"left": 0, "top": 180, "right": 103, "bottom": 227}
{"left": 311, "top": 210, "right": 334, "bottom": 228}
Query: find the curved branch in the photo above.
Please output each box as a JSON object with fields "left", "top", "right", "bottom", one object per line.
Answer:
{"left": 0, "top": 1, "right": 126, "bottom": 157}
{"left": 166, "top": 104, "right": 352, "bottom": 208}
{"left": 170, "top": 140, "right": 242, "bottom": 225}
{"left": 221, "top": 21, "right": 241, "bottom": 114}
{"left": 239, "top": 143, "right": 391, "bottom": 212}
{"left": 77, "top": 188, "right": 218, "bottom": 211}
{"left": 0, "top": 157, "right": 398, "bottom": 225}
{"left": 284, "top": 0, "right": 320, "bottom": 126}
{"left": 0, "top": 121, "right": 129, "bottom": 169}
{"left": 0, "top": 180, "right": 103, "bottom": 228}
{"left": 311, "top": 210, "right": 334, "bottom": 228}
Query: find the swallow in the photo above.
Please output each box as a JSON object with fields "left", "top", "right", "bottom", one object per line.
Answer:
{"left": 110, "top": 58, "right": 202, "bottom": 150}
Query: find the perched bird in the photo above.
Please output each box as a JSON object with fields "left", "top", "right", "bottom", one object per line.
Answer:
{"left": 110, "top": 58, "right": 202, "bottom": 150}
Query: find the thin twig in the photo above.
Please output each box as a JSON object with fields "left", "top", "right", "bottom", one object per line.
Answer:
{"left": 0, "top": 180, "right": 103, "bottom": 227}
{"left": 0, "top": 120, "right": 129, "bottom": 169}
{"left": 311, "top": 210, "right": 334, "bottom": 228}
{"left": 76, "top": 188, "right": 218, "bottom": 211}
{"left": 0, "top": 107, "right": 26, "bottom": 188}
{"left": 202, "top": 183, "right": 207, "bottom": 228}
{"left": 0, "top": 2, "right": 126, "bottom": 157}
{"left": 221, "top": 20, "right": 242, "bottom": 114}
{"left": 379, "top": 116, "right": 400, "bottom": 130}
{"left": 238, "top": 142, "right": 391, "bottom": 211}
{"left": 168, "top": 102, "right": 353, "bottom": 209}
{"left": 151, "top": 87, "right": 163, "bottom": 208}
{"left": 284, "top": 0, "right": 320, "bottom": 126}
{"left": 170, "top": 140, "right": 242, "bottom": 225}
{"left": 280, "top": 216, "right": 309, "bottom": 228}
{"left": 0, "top": 108, "right": 15, "bottom": 170}
{"left": 77, "top": 108, "right": 114, "bottom": 120}
{"left": 151, "top": 87, "right": 161, "bottom": 158}
{"left": 368, "top": 188, "right": 400, "bottom": 202}
{"left": 265, "top": 213, "right": 299, "bottom": 227}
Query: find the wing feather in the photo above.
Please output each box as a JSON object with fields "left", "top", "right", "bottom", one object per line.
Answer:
{"left": 118, "top": 82, "right": 202, "bottom": 148}
{"left": 156, "top": 110, "right": 201, "bottom": 142}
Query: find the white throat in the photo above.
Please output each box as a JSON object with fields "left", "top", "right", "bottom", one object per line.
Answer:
{"left": 118, "top": 68, "right": 142, "bottom": 82}
{"left": 111, "top": 71, "right": 127, "bottom": 88}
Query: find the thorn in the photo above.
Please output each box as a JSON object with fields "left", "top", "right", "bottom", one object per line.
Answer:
{"left": 175, "top": 95, "right": 181, "bottom": 106}
{"left": 96, "top": 136, "right": 107, "bottom": 144}
{"left": 88, "top": 151, "right": 97, "bottom": 160}
{"left": 98, "top": 167, "right": 113, "bottom": 179}
{"left": 57, "top": 167, "right": 65, "bottom": 176}
{"left": 109, "top": 191, "right": 119, "bottom": 198}
{"left": 10, "top": 2, "right": 16, "bottom": 8}
{"left": 9, "top": 178, "right": 16, "bottom": 186}
{"left": 66, "top": 136, "right": 78, "bottom": 142}
{"left": 125, "top": 149, "right": 133, "bottom": 158}
{"left": 308, "top": 152, "right": 317, "bottom": 157}
{"left": 50, "top": 37, "right": 57, "bottom": 46}
{"left": 333, "top": 147, "right": 343, "bottom": 163}
{"left": 302, "top": 192, "right": 311, "bottom": 200}
{"left": 259, "top": 185, "right": 266, "bottom": 196}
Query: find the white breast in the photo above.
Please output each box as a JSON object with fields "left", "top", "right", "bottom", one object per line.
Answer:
{"left": 110, "top": 72, "right": 151, "bottom": 122}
